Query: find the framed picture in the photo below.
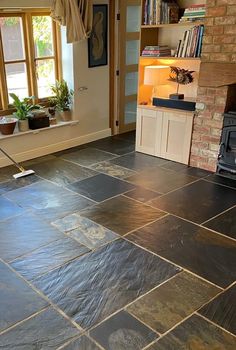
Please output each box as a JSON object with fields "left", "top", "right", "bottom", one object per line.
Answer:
{"left": 88, "top": 4, "right": 108, "bottom": 68}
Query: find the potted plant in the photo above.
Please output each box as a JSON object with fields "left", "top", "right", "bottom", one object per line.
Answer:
{"left": 50, "top": 80, "right": 74, "bottom": 121}
{"left": 10, "top": 93, "right": 41, "bottom": 132}
{"left": 0, "top": 116, "right": 18, "bottom": 135}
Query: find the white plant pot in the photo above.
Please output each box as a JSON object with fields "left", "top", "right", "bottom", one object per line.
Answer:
{"left": 18, "top": 119, "right": 29, "bottom": 132}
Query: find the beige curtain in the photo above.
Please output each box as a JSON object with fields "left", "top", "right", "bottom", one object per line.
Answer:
{"left": 51, "top": 0, "right": 93, "bottom": 43}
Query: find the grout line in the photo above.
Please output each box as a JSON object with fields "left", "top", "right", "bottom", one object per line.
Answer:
{"left": 196, "top": 312, "right": 236, "bottom": 339}
{"left": 201, "top": 204, "right": 236, "bottom": 225}
{"left": 203, "top": 177, "right": 236, "bottom": 191}
{"left": 124, "top": 310, "right": 162, "bottom": 337}
{"left": 0, "top": 257, "right": 84, "bottom": 335}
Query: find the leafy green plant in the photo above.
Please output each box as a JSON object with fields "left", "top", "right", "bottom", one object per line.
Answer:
{"left": 10, "top": 93, "right": 41, "bottom": 120}
{"left": 50, "top": 80, "right": 74, "bottom": 112}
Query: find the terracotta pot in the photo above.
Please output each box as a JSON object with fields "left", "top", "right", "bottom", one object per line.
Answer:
{"left": 0, "top": 117, "right": 17, "bottom": 135}
{"left": 18, "top": 119, "right": 29, "bottom": 132}
{"left": 58, "top": 110, "right": 72, "bottom": 121}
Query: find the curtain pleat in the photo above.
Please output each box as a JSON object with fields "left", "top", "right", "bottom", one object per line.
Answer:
{"left": 51, "top": 0, "right": 93, "bottom": 43}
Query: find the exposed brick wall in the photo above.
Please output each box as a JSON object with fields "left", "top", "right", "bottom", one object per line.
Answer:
{"left": 190, "top": 0, "right": 236, "bottom": 172}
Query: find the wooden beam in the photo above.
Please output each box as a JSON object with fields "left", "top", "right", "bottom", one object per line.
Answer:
{"left": 199, "top": 62, "right": 236, "bottom": 88}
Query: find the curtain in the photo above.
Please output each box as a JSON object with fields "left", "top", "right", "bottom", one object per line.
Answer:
{"left": 51, "top": 0, "right": 93, "bottom": 43}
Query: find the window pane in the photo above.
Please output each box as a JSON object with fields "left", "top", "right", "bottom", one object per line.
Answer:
{"left": 126, "top": 6, "right": 141, "bottom": 32}
{"left": 32, "top": 16, "right": 53, "bottom": 58}
{"left": 0, "top": 17, "right": 25, "bottom": 62}
{"left": 36, "top": 59, "right": 55, "bottom": 98}
{"left": 126, "top": 40, "right": 140, "bottom": 65}
{"left": 6, "top": 63, "right": 28, "bottom": 102}
{"left": 124, "top": 100, "right": 137, "bottom": 124}
{"left": 125, "top": 72, "right": 138, "bottom": 96}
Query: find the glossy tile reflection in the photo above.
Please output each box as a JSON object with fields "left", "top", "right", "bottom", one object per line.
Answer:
{"left": 60, "top": 147, "right": 117, "bottom": 166}
{"left": 33, "top": 239, "right": 180, "bottom": 329}
{"left": 0, "top": 196, "right": 25, "bottom": 221}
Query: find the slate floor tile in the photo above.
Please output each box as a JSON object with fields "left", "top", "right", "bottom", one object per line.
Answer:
{"left": 127, "top": 215, "right": 236, "bottom": 288}
{"left": 5, "top": 180, "right": 93, "bottom": 221}
{"left": 150, "top": 180, "right": 236, "bottom": 224}
{"left": 0, "top": 262, "right": 47, "bottom": 332}
{"left": 80, "top": 196, "right": 166, "bottom": 235}
{"left": 61, "top": 335, "right": 102, "bottom": 350}
{"left": 110, "top": 152, "right": 167, "bottom": 171}
{"left": 127, "top": 167, "right": 197, "bottom": 194}
{"left": 204, "top": 206, "right": 236, "bottom": 239}
{"left": 68, "top": 174, "right": 135, "bottom": 202}
{"left": 0, "top": 213, "right": 64, "bottom": 262}
{"left": 161, "top": 162, "right": 211, "bottom": 178}
{"left": 33, "top": 239, "right": 180, "bottom": 329}
{"left": 0, "top": 175, "right": 39, "bottom": 194}
{"left": 124, "top": 187, "right": 161, "bottom": 203}
{"left": 199, "top": 284, "right": 236, "bottom": 335}
{"left": 90, "top": 310, "right": 158, "bottom": 350}
{"left": 90, "top": 161, "right": 136, "bottom": 179}
{"left": 205, "top": 174, "right": 236, "bottom": 190}
{"left": 146, "top": 314, "right": 236, "bottom": 350}
{"left": 113, "top": 131, "right": 136, "bottom": 143}
{"left": 89, "top": 137, "right": 135, "bottom": 155}
{"left": 0, "top": 196, "right": 25, "bottom": 221}
{"left": 127, "top": 271, "right": 220, "bottom": 334}
{"left": 0, "top": 308, "right": 80, "bottom": 349}
{"left": 0, "top": 165, "right": 20, "bottom": 183}
{"left": 29, "top": 158, "right": 97, "bottom": 186}
{"left": 60, "top": 147, "right": 117, "bottom": 166}
{"left": 11, "top": 237, "right": 90, "bottom": 281}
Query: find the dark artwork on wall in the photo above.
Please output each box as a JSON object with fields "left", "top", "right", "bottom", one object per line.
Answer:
{"left": 88, "top": 4, "right": 108, "bottom": 68}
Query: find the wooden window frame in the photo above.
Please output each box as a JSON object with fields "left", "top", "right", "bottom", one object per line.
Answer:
{"left": 0, "top": 9, "right": 62, "bottom": 116}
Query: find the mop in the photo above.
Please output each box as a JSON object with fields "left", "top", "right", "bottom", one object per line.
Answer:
{"left": 0, "top": 147, "right": 35, "bottom": 179}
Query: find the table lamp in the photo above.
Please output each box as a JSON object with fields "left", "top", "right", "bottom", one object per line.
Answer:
{"left": 144, "top": 65, "right": 169, "bottom": 103}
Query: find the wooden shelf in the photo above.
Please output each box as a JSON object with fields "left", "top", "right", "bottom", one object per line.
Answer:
{"left": 140, "top": 56, "right": 201, "bottom": 60}
{"left": 141, "top": 21, "right": 205, "bottom": 29}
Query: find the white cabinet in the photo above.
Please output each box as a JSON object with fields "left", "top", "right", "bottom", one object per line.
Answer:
{"left": 136, "top": 106, "right": 194, "bottom": 165}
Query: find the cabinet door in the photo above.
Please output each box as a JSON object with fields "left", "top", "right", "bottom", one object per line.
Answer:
{"left": 161, "top": 112, "right": 193, "bottom": 164}
{"left": 136, "top": 108, "right": 163, "bottom": 156}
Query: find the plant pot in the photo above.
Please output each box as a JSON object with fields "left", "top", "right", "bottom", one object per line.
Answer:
{"left": 0, "top": 117, "right": 17, "bottom": 135}
{"left": 58, "top": 110, "right": 72, "bottom": 121}
{"left": 18, "top": 119, "right": 29, "bottom": 132}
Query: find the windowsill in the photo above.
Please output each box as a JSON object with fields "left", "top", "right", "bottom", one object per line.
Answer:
{"left": 0, "top": 120, "right": 79, "bottom": 140}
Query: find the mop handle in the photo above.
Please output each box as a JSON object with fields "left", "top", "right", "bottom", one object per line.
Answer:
{"left": 0, "top": 147, "right": 25, "bottom": 172}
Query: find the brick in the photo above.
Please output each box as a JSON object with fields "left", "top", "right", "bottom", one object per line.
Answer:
{"left": 224, "top": 24, "right": 236, "bottom": 34}
{"left": 192, "top": 141, "right": 209, "bottom": 150}
{"left": 206, "top": 0, "right": 216, "bottom": 7}
{"left": 200, "top": 149, "right": 218, "bottom": 159}
{"left": 211, "top": 127, "right": 223, "bottom": 136}
{"left": 194, "top": 125, "right": 211, "bottom": 133}
{"left": 222, "top": 44, "right": 236, "bottom": 52}
{"left": 192, "top": 133, "right": 202, "bottom": 141}
{"left": 198, "top": 87, "right": 207, "bottom": 95}
{"left": 205, "top": 18, "right": 214, "bottom": 26}
{"left": 190, "top": 155, "right": 208, "bottom": 163}
{"left": 209, "top": 53, "right": 232, "bottom": 62}
{"left": 201, "top": 53, "right": 210, "bottom": 61}
{"left": 203, "top": 35, "right": 213, "bottom": 44}
{"left": 209, "top": 143, "right": 220, "bottom": 152}
{"left": 191, "top": 147, "right": 200, "bottom": 156}
{"left": 205, "top": 25, "right": 224, "bottom": 35}
{"left": 203, "top": 119, "right": 223, "bottom": 128}
{"left": 207, "top": 6, "right": 226, "bottom": 16}
{"left": 201, "top": 135, "right": 221, "bottom": 143}
{"left": 213, "top": 112, "right": 224, "bottom": 121}
{"left": 232, "top": 54, "right": 236, "bottom": 61}
{"left": 214, "top": 16, "right": 235, "bottom": 25}
{"left": 202, "top": 44, "right": 221, "bottom": 53}
{"left": 207, "top": 88, "right": 218, "bottom": 95}
{"left": 227, "top": 5, "right": 236, "bottom": 14}
{"left": 215, "top": 95, "right": 228, "bottom": 105}
{"left": 213, "top": 35, "right": 236, "bottom": 44}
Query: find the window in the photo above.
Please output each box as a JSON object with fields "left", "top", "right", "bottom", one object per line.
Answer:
{"left": 0, "top": 10, "right": 61, "bottom": 113}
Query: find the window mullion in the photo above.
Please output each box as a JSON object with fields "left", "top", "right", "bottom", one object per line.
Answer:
{"left": 0, "top": 28, "right": 9, "bottom": 109}
{"left": 53, "top": 22, "right": 62, "bottom": 81}
{"left": 24, "top": 13, "right": 38, "bottom": 100}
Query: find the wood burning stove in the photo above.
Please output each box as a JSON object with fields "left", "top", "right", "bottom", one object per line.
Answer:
{"left": 218, "top": 111, "right": 236, "bottom": 174}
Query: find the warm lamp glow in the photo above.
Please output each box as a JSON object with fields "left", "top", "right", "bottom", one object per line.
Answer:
{"left": 144, "top": 65, "right": 169, "bottom": 86}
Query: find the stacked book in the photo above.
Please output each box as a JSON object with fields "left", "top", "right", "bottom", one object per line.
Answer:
{"left": 179, "top": 4, "right": 206, "bottom": 23}
{"left": 143, "top": 0, "right": 179, "bottom": 25}
{"left": 142, "top": 45, "right": 171, "bottom": 57}
{"left": 175, "top": 25, "right": 204, "bottom": 58}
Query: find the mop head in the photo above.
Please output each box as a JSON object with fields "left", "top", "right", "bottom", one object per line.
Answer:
{"left": 13, "top": 170, "right": 35, "bottom": 179}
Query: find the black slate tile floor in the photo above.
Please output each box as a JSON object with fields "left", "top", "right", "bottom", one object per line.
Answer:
{"left": 0, "top": 132, "right": 236, "bottom": 349}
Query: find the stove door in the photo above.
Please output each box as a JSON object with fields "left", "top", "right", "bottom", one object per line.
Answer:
{"left": 220, "top": 126, "right": 236, "bottom": 169}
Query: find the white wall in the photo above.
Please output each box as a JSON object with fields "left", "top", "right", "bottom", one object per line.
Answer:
{"left": 0, "top": 0, "right": 111, "bottom": 167}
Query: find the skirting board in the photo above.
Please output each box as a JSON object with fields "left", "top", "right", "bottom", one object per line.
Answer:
{"left": 0, "top": 128, "right": 111, "bottom": 168}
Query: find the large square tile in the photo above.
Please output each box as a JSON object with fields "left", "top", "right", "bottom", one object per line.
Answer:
{"left": 113, "top": 131, "right": 136, "bottom": 143}
{"left": 0, "top": 175, "right": 39, "bottom": 195}
{"left": 204, "top": 206, "right": 236, "bottom": 239}
{"left": 33, "top": 239, "right": 180, "bottom": 329}
{"left": 127, "top": 271, "right": 220, "bottom": 333}
{"left": 205, "top": 174, "right": 236, "bottom": 190}
{"left": 0, "top": 213, "right": 64, "bottom": 262}
{"left": 127, "top": 215, "right": 236, "bottom": 287}
{"left": 150, "top": 180, "right": 236, "bottom": 224}
{"left": 110, "top": 152, "right": 167, "bottom": 171}
{"left": 124, "top": 187, "right": 161, "bottom": 203}
{"left": 90, "top": 161, "right": 136, "bottom": 179}
{"left": 80, "top": 196, "right": 166, "bottom": 235}
{"left": 0, "top": 196, "right": 25, "bottom": 221}
{"left": 199, "top": 284, "right": 236, "bottom": 335}
{"left": 29, "top": 158, "right": 97, "bottom": 186}
{"left": 0, "top": 308, "right": 80, "bottom": 349}
{"left": 0, "top": 165, "right": 20, "bottom": 183}
{"left": 0, "top": 262, "right": 47, "bottom": 332}
{"left": 146, "top": 314, "right": 236, "bottom": 349}
{"left": 90, "top": 310, "right": 158, "bottom": 349}
{"left": 68, "top": 174, "right": 135, "bottom": 202}
{"left": 89, "top": 137, "right": 135, "bottom": 155}
{"left": 5, "top": 180, "right": 93, "bottom": 221}
{"left": 11, "top": 237, "right": 90, "bottom": 280}
{"left": 127, "top": 167, "right": 196, "bottom": 193}
{"left": 61, "top": 336, "right": 102, "bottom": 350}
{"left": 60, "top": 148, "right": 117, "bottom": 166}
{"left": 53, "top": 214, "right": 119, "bottom": 249}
